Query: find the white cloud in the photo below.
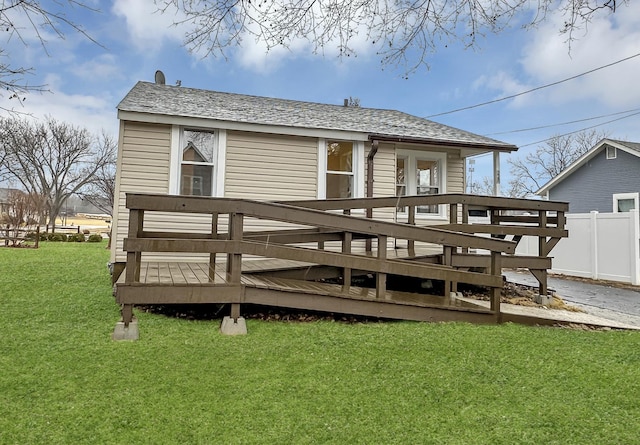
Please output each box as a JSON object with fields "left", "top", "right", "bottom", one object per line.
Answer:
{"left": 111, "top": 0, "right": 185, "bottom": 52}
{"left": 480, "top": 2, "right": 640, "bottom": 109}
{"left": 0, "top": 73, "right": 118, "bottom": 137}
{"left": 72, "top": 54, "right": 123, "bottom": 82}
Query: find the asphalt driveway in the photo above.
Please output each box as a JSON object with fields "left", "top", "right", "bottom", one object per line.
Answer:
{"left": 503, "top": 269, "right": 640, "bottom": 328}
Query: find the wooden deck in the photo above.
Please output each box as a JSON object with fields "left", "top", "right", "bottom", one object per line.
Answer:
{"left": 116, "top": 259, "right": 497, "bottom": 324}
{"left": 113, "top": 193, "right": 570, "bottom": 333}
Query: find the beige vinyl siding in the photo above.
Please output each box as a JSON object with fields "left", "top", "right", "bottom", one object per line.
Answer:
{"left": 112, "top": 122, "right": 172, "bottom": 262}
{"left": 224, "top": 131, "right": 318, "bottom": 236}
{"left": 369, "top": 142, "right": 396, "bottom": 223}
{"left": 446, "top": 152, "right": 464, "bottom": 193}
{"left": 225, "top": 131, "right": 317, "bottom": 200}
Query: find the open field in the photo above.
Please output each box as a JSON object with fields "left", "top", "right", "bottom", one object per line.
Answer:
{"left": 53, "top": 216, "right": 110, "bottom": 235}
{"left": 1, "top": 242, "right": 639, "bottom": 444}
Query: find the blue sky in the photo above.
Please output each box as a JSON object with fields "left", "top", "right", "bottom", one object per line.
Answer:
{"left": 2, "top": 0, "right": 640, "bottom": 186}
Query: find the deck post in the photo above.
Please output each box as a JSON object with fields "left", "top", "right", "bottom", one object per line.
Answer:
{"left": 209, "top": 212, "right": 218, "bottom": 282}
{"left": 125, "top": 209, "right": 144, "bottom": 284}
{"left": 227, "top": 212, "right": 243, "bottom": 322}
{"left": 376, "top": 235, "right": 387, "bottom": 299}
{"left": 407, "top": 206, "right": 416, "bottom": 253}
{"left": 122, "top": 209, "right": 143, "bottom": 330}
{"left": 490, "top": 250, "right": 502, "bottom": 322}
{"left": 538, "top": 211, "right": 548, "bottom": 256}
{"left": 461, "top": 204, "right": 469, "bottom": 254}
{"left": 443, "top": 245, "right": 455, "bottom": 296}
{"left": 342, "top": 232, "right": 352, "bottom": 293}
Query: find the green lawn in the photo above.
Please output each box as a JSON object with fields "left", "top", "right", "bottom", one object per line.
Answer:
{"left": 1, "top": 242, "right": 639, "bottom": 444}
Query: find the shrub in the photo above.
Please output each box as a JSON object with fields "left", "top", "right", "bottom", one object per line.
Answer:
{"left": 39, "top": 232, "right": 48, "bottom": 241}
{"left": 87, "top": 234, "right": 103, "bottom": 243}
{"left": 83, "top": 229, "right": 90, "bottom": 235}
{"left": 67, "top": 233, "right": 86, "bottom": 242}
{"left": 48, "top": 233, "right": 67, "bottom": 242}
{"left": 24, "top": 231, "right": 38, "bottom": 241}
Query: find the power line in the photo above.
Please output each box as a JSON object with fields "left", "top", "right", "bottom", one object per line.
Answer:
{"left": 484, "top": 108, "right": 640, "bottom": 136}
{"left": 519, "top": 110, "right": 640, "bottom": 148}
{"left": 425, "top": 52, "right": 640, "bottom": 118}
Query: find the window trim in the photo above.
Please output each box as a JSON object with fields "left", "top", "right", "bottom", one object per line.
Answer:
{"left": 606, "top": 146, "right": 617, "bottom": 159}
{"left": 170, "top": 126, "right": 226, "bottom": 197}
{"left": 613, "top": 192, "right": 638, "bottom": 213}
{"left": 396, "top": 150, "right": 447, "bottom": 219}
{"left": 317, "top": 138, "right": 364, "bottom": 199}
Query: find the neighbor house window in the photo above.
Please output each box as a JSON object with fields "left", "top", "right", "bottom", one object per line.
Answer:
{"left": 606, "top": 146, "right": 617, "bottom": 159}
{"left": 318, "top": 139, "right": 363, "bottom": 199}
{"left": 613, "top": 193, "right": 638, "bottom": 213}
{"left": 180, "top": 129, "right": 216, "bottom": 196}
{"left": 396, "top": 151, "right": 446, "bottom": 217}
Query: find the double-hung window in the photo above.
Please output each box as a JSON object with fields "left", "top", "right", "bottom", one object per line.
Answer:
{"left": 171, "top": 128, "right": 225, "bottom": 197}
{"left": 396, "top": 151, "right": 446, "bottom": 218}
{"left": 180, "top": 130, "right": 216, "bottom": 196}
{"left": 319, "top": 139, "right": 363, "bottom": 199}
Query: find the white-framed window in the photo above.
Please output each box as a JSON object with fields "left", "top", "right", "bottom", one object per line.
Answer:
{"left": 396, "top": 150, "right": 447, "bottom": 218}
{"left": 613, "top": 193, "right": 638, "bottom": 213}
{"left": 317, "top": 139, "right": 364, "bottom": 199}
{"left": 170, "top": 127, "right": 226, "bottom": 197}
{"left": 606, "top": 146, "right": 617, "bottom": 159}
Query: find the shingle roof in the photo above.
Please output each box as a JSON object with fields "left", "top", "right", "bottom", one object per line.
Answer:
{"left": 609, "top": 139, "right": 640, "bottom": 154}
{"left": 118, "top": 81, "right": 516, "bottom": 151}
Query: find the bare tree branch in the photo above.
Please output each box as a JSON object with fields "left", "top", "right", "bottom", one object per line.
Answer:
{"left": 157, "top": 0, "right": 625, "bottom": 74}
{"left": 507, "top": 129, "right": 608, "bottom": 196}
{"left": 0, "top": 1, "right": 102, "bottom": 110}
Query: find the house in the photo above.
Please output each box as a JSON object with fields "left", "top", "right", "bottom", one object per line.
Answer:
{"left": 111, "top": 80, "right": 518, "bottom": 265}
{"left": 536, "top": 139, "right": 640, "bottom": 213}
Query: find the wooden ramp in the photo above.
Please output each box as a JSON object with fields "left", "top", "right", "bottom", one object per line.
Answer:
{"left": 116, "top": 261, "right": 498, "bottom": 324}
{"left": 112, "top": 193, "right": 570, "bottom": 335}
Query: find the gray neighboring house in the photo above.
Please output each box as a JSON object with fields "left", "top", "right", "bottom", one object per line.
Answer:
{"left": 537, "top": 139, "right": 640, "bottom": 213}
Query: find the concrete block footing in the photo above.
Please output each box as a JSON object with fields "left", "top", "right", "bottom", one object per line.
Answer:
{"left": 220, "top": 316, "right": 247, "bottom": 335}
{"left": 535, "top": 294, "right": 553, "bottom": 305}
{"left": 112, "top": 319, "right": 139, "bottom": 341}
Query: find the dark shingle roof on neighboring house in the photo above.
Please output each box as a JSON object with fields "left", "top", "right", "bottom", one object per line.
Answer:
{"left": 118, "top": 81, "right": 517, "bottom": 152}
{"left": 609, "top": 139, "right": 640, "bottom": 154}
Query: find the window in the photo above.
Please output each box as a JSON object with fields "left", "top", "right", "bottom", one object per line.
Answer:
{"left": 613, "top": 193, "right": 638, "bottom": 213}
{"left": 416, "top": 159, "right": 439, "bottom": 214}
{"left": 326, "top": 141, "right": 354, "bottom": 198}
{"left": 177, "top": 129, "right": 218, "bottom": 196}
{"left": 606, "top": 146, "right": 617, "bottom": 159}
{"left": 318, "top": 139, "right": 363, "bottom": 199}
{"left": 396, "top": 151, "right": 446, "bottom": 217}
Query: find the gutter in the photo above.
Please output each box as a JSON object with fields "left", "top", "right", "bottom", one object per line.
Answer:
{"left": 367, "top": 134, "right": 518, "bottom": 153}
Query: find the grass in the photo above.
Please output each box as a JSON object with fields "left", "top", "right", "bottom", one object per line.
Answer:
{"left": 1, "top": 242, "right": 639, "bottom": 444}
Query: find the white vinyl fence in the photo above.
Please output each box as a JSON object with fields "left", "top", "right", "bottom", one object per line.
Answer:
{"left": 514, "top": 210, "right": 640, "bottom": 285}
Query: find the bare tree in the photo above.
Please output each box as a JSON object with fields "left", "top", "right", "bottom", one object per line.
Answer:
{"left": 507, "top": 129, "right": 608, "bottom": 196}
{"left": 0, "top": 189, "right": 43, "bottom": 246}
{"left": 0, "top": 1, "right": 100, "bottom": 108}
{"left": 77, "top": 133, "right": 117, "bottom": 215}
{"left": 157, "top": 0, "right": 626, "bottom": 73}
{"left": 0, "top": 117, "right": 116, "bottom": 230}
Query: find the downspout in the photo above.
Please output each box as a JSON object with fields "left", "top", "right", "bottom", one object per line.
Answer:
{"left": 366, "top": 139, "right": 379, "bottom": 252}
{"left": 366, "top": 139, "right": 379, "bottom": 219}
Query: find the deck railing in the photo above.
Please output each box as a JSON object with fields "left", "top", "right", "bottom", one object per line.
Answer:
{"left": 118, "top": 193, "right": 567, "bottom": 325}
